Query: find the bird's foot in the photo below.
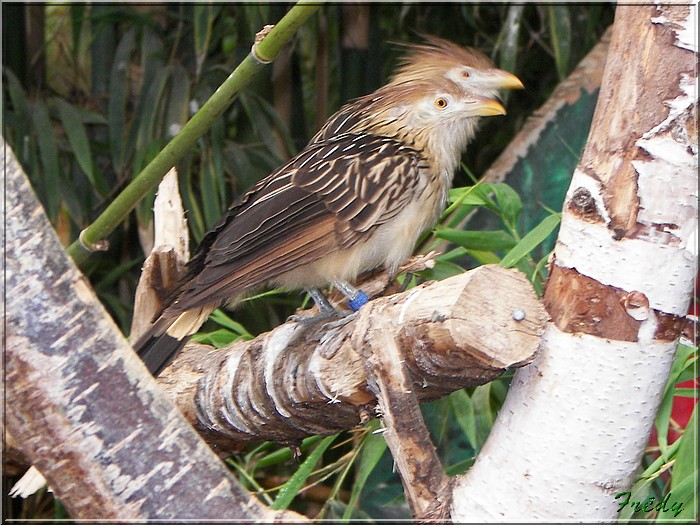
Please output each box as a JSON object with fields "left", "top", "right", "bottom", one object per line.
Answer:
{"left": 288, "top": 308, "right": 345, "bottom": 325}
{"left": 320, "top": 310, "right": 358, "bottom": 330}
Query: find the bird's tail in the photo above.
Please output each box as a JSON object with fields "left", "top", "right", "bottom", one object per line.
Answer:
{"left": 132, "top": 306, "right": 214, "bottom": 376}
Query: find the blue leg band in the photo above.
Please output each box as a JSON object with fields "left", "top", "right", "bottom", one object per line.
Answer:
{"left": 348, "top": 290, "right": 369, "bottom": 312}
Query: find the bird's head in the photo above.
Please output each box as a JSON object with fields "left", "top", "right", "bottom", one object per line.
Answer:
{"left": 391, "top": 34, "right": 524, "bottom": 99}
{"left": 358, "top": 79, "right": 506, "bottom": 173}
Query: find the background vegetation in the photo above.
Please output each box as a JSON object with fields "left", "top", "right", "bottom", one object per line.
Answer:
{"left": 3, "top": 3, "right": 695, "bottom": 521}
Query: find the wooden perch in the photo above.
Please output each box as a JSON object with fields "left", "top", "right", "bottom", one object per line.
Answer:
{"left": 126, "top": 121, "right": 547, "bottom": 521}
{"left": 155, "top": 264, "right": 545, "bottom": 519}
{"left": 159, "top": 265, "right": 545, "bottom": 450}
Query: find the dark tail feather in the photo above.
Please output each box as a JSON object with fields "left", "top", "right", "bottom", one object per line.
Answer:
{"left": 135, "top": 332, "right": 190, "bottom": 376}
{"left": 132, "top": 319, "right": 190, "bottom": 376}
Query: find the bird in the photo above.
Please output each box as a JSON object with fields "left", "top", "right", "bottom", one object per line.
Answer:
{"left": 133, "top": 45, "right": 521, "bottom": 377}
{"left": 309, "top": 34, "right": 523, "bottom": 144}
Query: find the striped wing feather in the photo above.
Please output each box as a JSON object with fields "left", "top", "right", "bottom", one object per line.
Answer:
{"left": 164, "top": 133, "right": 424, "bottom": 315}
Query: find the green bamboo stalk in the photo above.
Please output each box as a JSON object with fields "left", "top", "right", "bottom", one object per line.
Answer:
{"left": 67, "top": 1, "right": 320, "bottom": 267}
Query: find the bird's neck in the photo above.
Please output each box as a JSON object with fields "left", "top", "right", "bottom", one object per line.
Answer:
{"left": 414, "top": 117, "right": 480, "bottom": 183}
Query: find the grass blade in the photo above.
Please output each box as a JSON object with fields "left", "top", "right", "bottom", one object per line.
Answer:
{"left": 547, "top": 5, "right": 571, "bottom": 80}
{"left": 343, "top": 421, "right": 388, "bottom": 519}
{"left": 449, "top": 389, "right": 478, "bottom": 450}
{"left": 435, "top": 228, "right": 516, "bottom": 252}
{"left": 55, "top": 98, "right": 105, "bottom": 195}
{"left": 271, "top": 434, "right": 337, "bottom": 510}
{"left": 30, "top": 100, "right": 61, "bottom": 220}
{"left": 500, "top": 213, "right": 561, "bottom": 268}
{"left": 109, "top": 27, "right": 136, "bottom": 176}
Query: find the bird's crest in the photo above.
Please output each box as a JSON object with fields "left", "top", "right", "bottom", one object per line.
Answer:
{"left": 390, "top": 33, "right": 495, "bottom": 84}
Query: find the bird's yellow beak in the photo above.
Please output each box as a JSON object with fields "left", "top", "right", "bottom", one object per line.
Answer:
{"left": 491, "top": 69, "right": 525, "bottom": 90}
{"left": 472, "top": 96, "right": 507, "bottom": 116}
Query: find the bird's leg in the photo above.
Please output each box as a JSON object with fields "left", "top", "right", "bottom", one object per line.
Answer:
{"left": 307, "top": 287, "right": 337, "bottom": 316}
{"left": 289, "top": 281, "right": 368, "bottom": 326}
{"left": 307, "top": 279, "right": 368, "bottom": 331}
{"left": 288, "top": 288, "right": 345, "bottom": 324}
{"left": 332, "top": 279, "right": 369, "bottom": 312}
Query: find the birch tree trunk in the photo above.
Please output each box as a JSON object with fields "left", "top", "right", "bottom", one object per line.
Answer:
{"left": 4, "top": 139, "right": 302, "bottom": 522}
{"left": 451, "top": 4, "right": 697, "bottom": 521}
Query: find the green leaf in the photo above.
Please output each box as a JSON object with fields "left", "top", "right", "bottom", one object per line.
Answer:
{"left": 667, "top": 468, "right": 698, "bottom": 520}
{"left": 444, "top": 203, "right": 478, "bottom": 230}
{"left": 671, "top": 403, "right": 696, "bottom": 492}
{"left": 30, "top": 100, "right": 61, "bottom": 220}
{"left": 109, "top": 27, "right": 136, "bottom": 175}
{"left": 449, "top": 389, "right": 478, "bottom": 450}
{"left": 194, "top": 4, "right": 220, "bottom": 77}
{"left": 70, "top": 5, "right": 86, "bottom": 63}
{"left": 448, "top": 184, "right": 494, "bottom": 207}
{"left": 55, "top": 98, "right": 105, "bottom": 195}
{"left": 165, "top": 64, "right": 191, "bottom": 139}
{"left": 132, "top": 65, "right": 171, "bottom": 178}
{"left": 253, "top": 435, "right": 324, "bottom": 470}
{"left": 656, "top": 344, "right": 697, "bottom": 455}
{"left": 472, "top": 383, "right": 496, "bottom": 450}
{"left": 500, "top": 213, "right": 561, "bottom": 268}
{"left": 491, "top": 183, "right": 523, "bottom": 226}
{"left": 191, "top": 329, "right": 240, "bottom": 348}
{"left": 548, "top": 5, "right": 572, "bottom": 80}
{"left": 672, "top": 388, "right": 698, "bottom": 398}
{"left": 4, "top": 69, "right": 31, "bottom": 150}
{"left": 94, "top": 258, "right": 142, "bottom": 292}
{"left": 418, "top": 259, "right": 465, "bottom": 282}
{"left": 239, "top": 93, "right": 285, "bottom": 163}
{"left": 271, "top": 434, "right": 337, "bottom": 510}
{"left": 207, "top": 309, "right": 254, "bottom": 339}
{"left": 343, "top": 421, "right": 388, "bottom": 519}
{"left": 465, "top": 250, "right": 502, "bottom": 266}
{"left": 435, "top": 228, "right": 516, "bottom": 252}
{"left": 199, "top": 141, "right": 223, "bottom": 229}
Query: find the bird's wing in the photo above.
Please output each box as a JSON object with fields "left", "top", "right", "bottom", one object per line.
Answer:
{"left": 165, "top": 133, "right": 427, "bottom": 314}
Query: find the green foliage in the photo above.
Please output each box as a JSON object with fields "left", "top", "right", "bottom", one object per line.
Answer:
{"left": 428, "top": 181, "right": 561, "bottom": 294}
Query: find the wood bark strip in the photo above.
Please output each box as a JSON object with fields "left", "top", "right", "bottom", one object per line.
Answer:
{"left": 353, "top": 306, "right": 453, "bottom": 521}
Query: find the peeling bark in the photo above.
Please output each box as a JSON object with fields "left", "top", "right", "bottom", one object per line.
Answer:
{"left": 130, "top": 169, "right": 190, "bottom": 340}
{"left": 452, "top": 5, "right": 697, "bottom": 521}
{"left": 4, "top": 140, "right": 303, "bottom": 522}
{"left": 159, "top": 265, "right": 545, "bottom": 458}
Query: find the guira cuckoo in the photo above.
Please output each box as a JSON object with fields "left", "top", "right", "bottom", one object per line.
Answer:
{"left": 134, "top": 37, "right": 522, "bottom": 376}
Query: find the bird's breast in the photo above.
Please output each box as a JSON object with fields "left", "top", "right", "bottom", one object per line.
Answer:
{"left": 275, "top": 166, "right": 449, "bottom": 291}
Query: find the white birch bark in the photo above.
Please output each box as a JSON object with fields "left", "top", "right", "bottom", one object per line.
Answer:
{"left": 451, "top": 4, "right": 697, "bottom": 521}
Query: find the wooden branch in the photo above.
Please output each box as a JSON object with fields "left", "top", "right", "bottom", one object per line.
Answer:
{"left": 352, "top": 307, "right": 453, "bottom": 521}
{"left": 159, "top": 265, "right": 545, "bottom": 455}
{"left": 3, "top": 139, "right": 303, "bottom": 522}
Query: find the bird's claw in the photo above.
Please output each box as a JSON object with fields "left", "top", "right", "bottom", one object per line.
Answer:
{"left": 320, "top": 310, "right": 358, "bottom": 330}
{"left": 287, "top": 308, "right": 344, "bottom": 325}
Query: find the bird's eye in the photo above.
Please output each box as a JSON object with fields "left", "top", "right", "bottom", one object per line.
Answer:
{"left": 461, "top": 70, "right": 470, "bottom": 79}
{"left": 434, "top": 97, "right": 448, "bottom": 109}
